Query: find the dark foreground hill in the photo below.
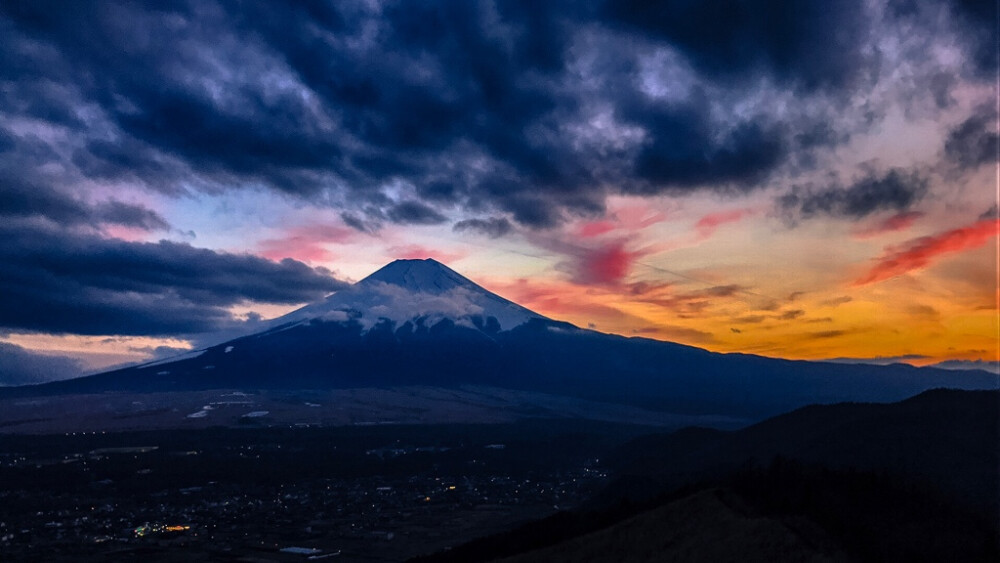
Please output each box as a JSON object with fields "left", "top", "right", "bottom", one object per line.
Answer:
{"left": 607, "top": 388, "right": 1000, "bottom": 511}
{"left": 412, "top": 389, "right": 1000, "bottom": 563}
{"left": 420, "top": 463, "right": 997, "bottom": 563}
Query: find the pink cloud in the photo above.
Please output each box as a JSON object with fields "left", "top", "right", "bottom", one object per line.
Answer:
{"left": 852, "top": 211, "right": 923, "bottom": 239}
{"left": 613, "top": 205, "right": 668, "bottom": 230}
{"left": 854, "top": 218, "right": 999, "bottom": 286}
{"left": 487, "top": 278, "right": 589, "bottom": 317}
{"left": 575, "top": 205, "right": 668, "bottom": 239}
{"left": 257, "top": 224, "right": 357, "bottom": 263}
{"left": 694, "top": 209, "right": 754, "bottom": 239}
{"left": 578, "top": 220, "right": 617, "bottom": 238}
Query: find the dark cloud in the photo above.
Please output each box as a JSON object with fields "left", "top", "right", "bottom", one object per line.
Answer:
{"left": 907, "top": 304, "right": 940, "bottom": 319}
{"left": 0, "top": 0, "right": 988, "bottom": 232}
{"left": 502, "top": 195, "right": 566, "bottom": 229}
{"left": 386, "top": 200, "right": 448, "bottom": 225}
{"left": 0, "top": 0, "right": 909, "bottom": 231}
{"left": 0, "top": 223, "right": 347, "bottom": 335}
{"left": 808, "top": 330, "right": 847, "bottom": 339}
{"left": 777, "top": 309, "right": 805, "bottom": 320}
{"left": 780, "top": 169, "right": 928, "bottom": 219}
{"left": 950, "top": 0, "right": 998, "bottom": 76}
{"left": 822, "top": 296, "right": 854, "bottom": 307}
{"left": 944, "top": 110, "right": 998, "bottom": 170}
{"left": 93, "top": 200, "right": 170, "bottom": 231}
{"left": 634, "top": 283, "right": 750, "bottom": 317}
{"left": 0, "top": 172, "right": 169, "bottom": 231}
{"left": 70, "top": 139, "right": 177, "bottom": 192}
{"left": 605, "top": 0, "right": 872, "bottom": 92}
{"left": 696, "top": 285, "right": 745, "bottom": 298}
{"left": 627, "top": 108, "right": 787, "bottom": 191}
{"left": 734, "top": 315, "right": 767, "bottom": 324}
{"left": 453, "top": 217, "right": 514, "bottom": 238}
{"left": 0, "top": 342, "right": 84, "bottom": 386}
{"left": 340, "top": 212, "right": 379, "bottom": 234}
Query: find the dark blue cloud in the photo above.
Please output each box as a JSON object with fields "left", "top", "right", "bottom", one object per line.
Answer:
{"left": 0, "top": 342, "right": 84, "bottom": 386}
{"left": 453, "top": 217, "right": 514, "bottom": 238}
{"left": 0, "top": 0, "right": 987, "bottom": 231}
{"left": 0, "top": 223, "right": 347, "bottom": 335}
{"left": 628, "top": 109, "right": 787, "bottom": 191}
{"left": 0, "top": 171, "right": 169, "bottom": 231}
{"left": 780, "top": 169, "right": 929, "bottom": 219}
{"left": 604, "top": 0, "right": 872, "bottom": 92}
{"left": 386, "top": 200, "right": 448, "bottom": 225}
{"left": 945, "top": 110, "right": 998, "bottom": 170}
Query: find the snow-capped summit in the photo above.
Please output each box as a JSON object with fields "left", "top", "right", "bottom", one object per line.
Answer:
{"left": 359, "top": 258, "right": 481, "bottom": 294}
{"left": 269, "top": 258, "right": 545, "bottom": 332}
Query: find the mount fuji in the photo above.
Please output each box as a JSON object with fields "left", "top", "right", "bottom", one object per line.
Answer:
{"left": 4, "top": 259, "right": 996, "bottom": 423}
{"left": 267, "top": 258, "right": 544, "bottom": 333}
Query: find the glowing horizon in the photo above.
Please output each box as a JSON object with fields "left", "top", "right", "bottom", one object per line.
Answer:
{"left": 0, "top": 1, "right": 996, "bottom": 383}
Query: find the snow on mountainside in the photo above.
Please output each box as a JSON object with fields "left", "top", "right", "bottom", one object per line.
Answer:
{"left": 268, "top": 258, "right": 545, "bottom": 332}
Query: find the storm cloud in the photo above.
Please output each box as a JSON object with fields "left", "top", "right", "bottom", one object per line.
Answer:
{"left": 0, "top": 342, "right": 84, "bottom": 386}
{"left": 1, "top": 0, "right": 985, "bottom": 230}
{"left": 0, "top": 223, "right": 347, "bottom": 335}
{"left": 0, "top": 172, "right": 170, "bottom": 231}
{"left": 780, "top": 169, "right": 929, "bottom": 219}
{"left": 944, "top": 110, "right": 998, "bottom": 170}
{"left": 453, "top": 217, "right": 515, "bottom": 239}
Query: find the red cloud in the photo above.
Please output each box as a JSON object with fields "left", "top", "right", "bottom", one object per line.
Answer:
{"left": 854, "top": 218, "right": 999, "bottom": 286}
{"left": 486, "top": 278, "right": 594, "bottom": 316}
{"left": 852, "top": 211, "right": 923, "bottom": 239}
{"left": 577, "top": 241, "right": 639, "bottom": 285}
{"left": 578, "top": 220, "right": 617, "bottom": 238}
{"left": 694, "top": 209, "right": 753, "bottom": 239}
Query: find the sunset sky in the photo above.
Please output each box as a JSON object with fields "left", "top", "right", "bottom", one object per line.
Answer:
{"left": 0, "top": 0, "right": 997, "bottom": 384}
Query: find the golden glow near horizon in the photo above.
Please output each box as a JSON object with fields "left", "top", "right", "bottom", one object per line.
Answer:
{"left": 2, "top": 334, "right": 194, "bottom": 372}
{"left": 476, "top": 208, "right": 999, "bottom": 367}
{"left": 7, "top": 206, "right": 997, "bottom": 372}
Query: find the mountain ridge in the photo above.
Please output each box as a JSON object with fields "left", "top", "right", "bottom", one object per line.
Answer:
{"left": 1, "top": 260, "right": 995, "bottom": 424}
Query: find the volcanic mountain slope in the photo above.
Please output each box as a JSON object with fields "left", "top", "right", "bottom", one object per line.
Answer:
{"left": 6, "top": 259, "right": 996, "bottom": 421}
